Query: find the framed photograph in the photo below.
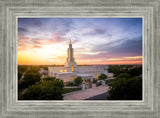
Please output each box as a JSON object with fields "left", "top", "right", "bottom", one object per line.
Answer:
{"left": 0, "top": 0, "right": 159, "bottom": 118}
{"left": 17, "top": 17, "right": 143, "bottom": 101}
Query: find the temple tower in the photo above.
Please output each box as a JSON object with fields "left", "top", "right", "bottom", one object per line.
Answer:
{"left": 64, "top": 39, "right": 77, "bottom": 71}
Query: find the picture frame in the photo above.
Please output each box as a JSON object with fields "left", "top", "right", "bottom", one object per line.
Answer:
{"left": 0, "top": 0, "right": 159, "bottom": 118}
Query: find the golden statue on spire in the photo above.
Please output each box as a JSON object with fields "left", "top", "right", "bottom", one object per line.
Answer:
{"left": 70, "top": 39, "right": 71, "bottom": 44}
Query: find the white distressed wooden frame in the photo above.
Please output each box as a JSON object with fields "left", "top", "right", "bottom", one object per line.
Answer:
{"left": 0, "top": 0, "right": 159, "bottom": 118}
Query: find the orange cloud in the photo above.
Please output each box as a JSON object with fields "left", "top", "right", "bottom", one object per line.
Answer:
{"left": 18, "top": 35, "right": 142, "bottom": 65}
{"left": 76, "top": 57, "right": 142, "bottom": 65}
{"left": 108, "top": 56, "right": 142, "bottom": 61}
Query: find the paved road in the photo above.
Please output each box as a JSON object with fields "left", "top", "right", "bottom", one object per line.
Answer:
{"left": 63, "top": 85, "right": 109, "bottom": 100}
{"left": 86, "top": 92, "right": 109, "bottom": 100}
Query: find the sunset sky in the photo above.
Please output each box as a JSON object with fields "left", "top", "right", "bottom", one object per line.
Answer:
{"left": 18, "top": 18, "right": 142, "bottom": 65}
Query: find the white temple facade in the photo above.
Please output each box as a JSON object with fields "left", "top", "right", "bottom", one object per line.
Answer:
{"left": 48, "top": 40, "right": 113, "bottom": 83}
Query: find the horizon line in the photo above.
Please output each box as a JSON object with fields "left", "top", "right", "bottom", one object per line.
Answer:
{"left": 18, "top": 63, "right": 142, "bottom": 66}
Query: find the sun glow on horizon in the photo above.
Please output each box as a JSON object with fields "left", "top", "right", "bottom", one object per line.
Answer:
{"left": 18, "top": 18, "right": 142, "bottom": 65}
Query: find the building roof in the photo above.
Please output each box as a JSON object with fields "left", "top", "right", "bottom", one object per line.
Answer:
{"left": 59, "top": 72, "right": 74, "bottom": 74}
{"left": 77, "top": 74, "right": 93, "bottom": 77}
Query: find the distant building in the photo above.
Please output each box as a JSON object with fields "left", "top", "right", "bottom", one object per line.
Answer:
{"left": 48, "top": 40, "right": 113, "bottom": 83}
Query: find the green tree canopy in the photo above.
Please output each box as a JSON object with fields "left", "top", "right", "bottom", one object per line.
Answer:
{"left": 107, "top": 65, "right": 142, "bottom": 77}
{"left": 74, "top": 76, "right": 82, "bottom": 85}
{"left": 42, "top": 77, "right": 56, "bottom": 81}
{"left": 20, "top": 79, "right": 64, "bottom": 100}
{"left": 92, "top": 78, "right": 97, "bottom": 83}
{"left": 128, "top": 66, "right": 142, "bottom": 76}
{"left": 107, "top": 77, "right": 142, "bottom": 100}
{"left": 18, "top": 69, "right": 41, "bottom": 90}
{"left": 98, "top": 73, "right": 107, "bottom": 80}
{"left": 117, "top": 73, "right": 132, "bottom": 79}
{"left": 108, "top": 65, "right": 125, "bottom": 77}
{"left": 23, "top": 72, "right": 41, "bottom": 85}
{"left": 18, "top": 65, "right": 28, "bottom": 73}
{"left": 18, "top": 72, "right": 22, "bottom": 80}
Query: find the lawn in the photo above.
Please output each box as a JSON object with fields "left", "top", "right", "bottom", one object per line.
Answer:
{"left": 63, "top": 88, "right": 82, "bottom": 94}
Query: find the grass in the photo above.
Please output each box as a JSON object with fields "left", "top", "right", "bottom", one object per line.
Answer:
{"left": 63, "top": 88, "right": 82, "bottom": 94}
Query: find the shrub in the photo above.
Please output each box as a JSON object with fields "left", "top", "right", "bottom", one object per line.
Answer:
{"left": 74, "top": 76, "right": 83, "bottom": 85}
{"left": 107, "top": 77, "right": 142, "bottom": 100}
{"left": 20, "top": 79, "right": 64, "bottom": 100}
{"left": 92, "top": 78, "right": 97, "bottom": 83}
{"left": 98, "top": 73, "right": 107, "bottom": 80}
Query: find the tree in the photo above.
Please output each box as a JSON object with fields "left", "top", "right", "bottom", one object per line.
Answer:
{"left": 74, "top": 76, "right": 82, "bottom": 85}
{"left": 117, "top": 73, "right": 131, "bottom": 79}
{"left": 18, "top": 69, "right": 41, "bottom": 90}
{"left": 18, "top": 72, "right": 22, "bottom": 80}
{"left": 92, "top": 78, "right": 97, "bottom": 83}
{"left": 18, "top": 65, "right": 28, "bottom": 74}
{"left": 42, "top": 77, "right": 56, "bottom": 81}
{"left": 20, "top": 79, "right": 64, "bottom": 100}
{"left": 108, "top": 65, "right": 142, "bottom": 77}
{"left": 107, "top": 77, "right": 142, "bottom": 100}
{"left": 108, "top": 65, "right": 125, "bottom": 77}
{"left": 128, "top": 66, "right": 142, "bottom": 77}
{"left": 23, "top": 72, "right": 41, "bottom": 85}
{"left": 98, "top": 73, "right": 107, "bottom": 80}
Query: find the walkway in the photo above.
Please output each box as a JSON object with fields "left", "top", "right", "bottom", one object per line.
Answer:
{"left": 86, "top": 92, "right": 109, "bottom": 100}
{"left": 63, "top": 85, "right": 109, "bottom": 100}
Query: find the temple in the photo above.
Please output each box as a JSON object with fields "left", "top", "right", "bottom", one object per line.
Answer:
{"left": 64, "top": 39, "right": 77, "bottom": 71}
{"left": 48, "top": 39, "right": 113, "bottom": 86}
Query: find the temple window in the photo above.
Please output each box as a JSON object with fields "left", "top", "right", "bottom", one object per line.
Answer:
{"left": 60, "top": 69, "right": 63, "bottom": 72}
{"left": 95, "top": 74, "right": 98, "bottom": 79}
{"left": 71, "top": 65, "right": 74, "bottom": 71}
{"left": 71, "top": 76, "right": 74, "bottom": 82}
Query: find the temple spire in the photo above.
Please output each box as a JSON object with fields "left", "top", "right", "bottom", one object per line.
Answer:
{"left": 64, "top": 38, "right": 77, "bottom": 67}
